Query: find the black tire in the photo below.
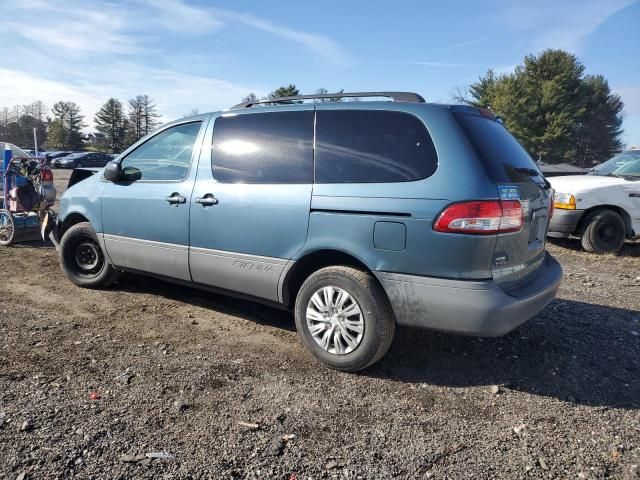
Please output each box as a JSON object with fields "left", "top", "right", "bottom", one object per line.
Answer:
{"left": 59, "top": 222, "right": 121, "bottom": 288}
{"left": 580, "top": 209, "right": 626, "bottom": 254}
{"left": 294, "top": 266, "right": 395, "bottom": 372}
{"left": 75, "top": 161, "right": 83, "bottom": 168}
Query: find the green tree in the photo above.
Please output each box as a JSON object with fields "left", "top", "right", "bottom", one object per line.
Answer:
{"left": 465, "top": 49, "right": 624, "bottom": 165}
{"left": 574, "top": 75, "right": 624, "bottom": 168}
{"left": 94, "top": 98, "right": 127, "bottom": 153}
{"left": 126, "top": 95, "right": 161, "bottom": 146}
{"left": 48, "top": 101, "right": 85, "bottom": 149}
{"left": 269, "top": 84, "right": 301, "bottom": 103}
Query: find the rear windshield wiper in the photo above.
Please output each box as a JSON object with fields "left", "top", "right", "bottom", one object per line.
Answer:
{"left": 514, "top": 167, "right": 542, "bottom": 177}
{"left": 513, "top": 167, "right": 551, "bottom": 189}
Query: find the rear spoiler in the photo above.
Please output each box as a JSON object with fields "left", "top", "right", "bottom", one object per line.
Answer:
{"left": 68, "top": 168, "right": 101, "bottom": 189}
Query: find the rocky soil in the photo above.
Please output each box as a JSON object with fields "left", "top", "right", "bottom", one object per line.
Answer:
{"left": 0, "top": 170, "right": 638, "bottom": 479}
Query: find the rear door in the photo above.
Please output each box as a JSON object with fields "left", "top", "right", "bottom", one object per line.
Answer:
{"left": 101, "top": 120, "right": 205, "bottom": 280}
{"left": 453, "top": 110, "right": 553, "bottom": 291}
{"left": 189, "top": 108, "right": 314, "bottom": 301}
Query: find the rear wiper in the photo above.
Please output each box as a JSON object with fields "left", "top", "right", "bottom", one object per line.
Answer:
{"left": 513, "top": 167, "right": 551, "bottom": 189}
{"left": 514, "top": 167, "right": 542, "bottom": 177}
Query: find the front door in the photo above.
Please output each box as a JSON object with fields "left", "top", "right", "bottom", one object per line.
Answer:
{"left": 189, "top": 108, "right": 314, "bottom": 301}
{"left": 101, "top": 120, "right": 206, "bottom": 280}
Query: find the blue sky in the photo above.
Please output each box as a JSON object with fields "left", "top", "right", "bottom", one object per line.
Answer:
{"left": 1, "top": 0, "right": 639, "bottom": 146}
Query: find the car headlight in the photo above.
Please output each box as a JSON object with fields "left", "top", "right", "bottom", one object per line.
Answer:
{"left": 553, "top": 192, "right": 576, "bottom": 210}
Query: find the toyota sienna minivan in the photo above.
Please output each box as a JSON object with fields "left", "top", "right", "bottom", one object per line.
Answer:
{"left": 48, "top": 91, "right": 562, "bottom": 371}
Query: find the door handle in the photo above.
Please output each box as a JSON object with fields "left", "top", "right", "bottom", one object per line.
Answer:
{"left": 166, "top": 192, "right": 186, "bottom": 205}
{"left": 195, "top": 193, "right": 218, "bottom": 206}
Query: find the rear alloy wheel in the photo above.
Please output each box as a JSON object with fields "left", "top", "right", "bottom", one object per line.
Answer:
{"left": 76, "top": 161, "right": 83, "bottom": 168}
{"left": 581, "top": 209, "right": 626, "bottom": 254}
{"left": 59, "top": 222, "right": 122, "bottom": 288}
{"left": 0, "top": 209, "right": 16, "bottom": 246}
{"left": 295, "top": 266, "right": 395, "bottom": 372}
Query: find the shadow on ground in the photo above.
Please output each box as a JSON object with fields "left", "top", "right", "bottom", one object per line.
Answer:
{"left": 548, "top": 236, "right": 640, "bottom": 256}
{"left": 115, "top": 273, "right": 639, "bottom": 409}
{"left": 370, "top": 299, "right": 640, "bottom": 409}
{"left": 118, "top": 273, "right": 296, "bottom": 332}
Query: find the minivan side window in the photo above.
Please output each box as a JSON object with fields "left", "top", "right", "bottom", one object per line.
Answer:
{"left": 212, "top": 111, "right": 314, "bottom": 184}
{"left": 315, "top": 110, "right": 438, "bottom": 183}
{"left": 120, "top": 122, "right": 202, "bottom": 181}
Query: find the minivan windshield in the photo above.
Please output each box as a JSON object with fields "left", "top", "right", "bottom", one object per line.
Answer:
{"left": 590, "top": 151, "right": 640, "bottom": 176}
{"left": 453, "top": 112, "right": 544, "bottom": 185}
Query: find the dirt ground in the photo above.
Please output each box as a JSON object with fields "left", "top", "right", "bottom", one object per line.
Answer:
{"left": 0, "top": 170, "right": 639, "bottom": 479}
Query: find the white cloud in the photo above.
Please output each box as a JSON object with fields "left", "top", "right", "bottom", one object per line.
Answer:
{"left": 137, "top": 0, "right": 224, "bottom": 33}
{"left": 0, "top": 0, "right": 349, "bottom": 131}
{"left": 218, "top": 10, "right": 354, "bottom": 66}
{"left": 0, "top": 66, "right": 265, "bottom": 130}
{"left": 502, "top": 0, "right": 635, "bottom": 53}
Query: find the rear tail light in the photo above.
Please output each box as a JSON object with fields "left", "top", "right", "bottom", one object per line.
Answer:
{"left": 433, "top": 200, "right": 523, "bottom": 235}
{"left": 40, "top": 167, "right": 53, "bottom": 182}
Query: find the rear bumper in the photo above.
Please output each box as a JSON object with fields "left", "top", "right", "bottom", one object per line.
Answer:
{"left": 548, "top": 209, "right": 584, "bottom": 237}
{"left": 375, "top": 252, "right": 562, "bottom": 337}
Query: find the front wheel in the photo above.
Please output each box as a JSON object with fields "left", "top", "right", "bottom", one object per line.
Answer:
{"left": 59, "top": 222, "right": 122, "bottom": 288}
{"left": 580, "top": 209, "right": 626, "bottom": 254}
{"left": 294, "top": 266, "right": 395, "bottom": 372}
{"left": 0, "top": 209, "right": 16, "bottom": 246}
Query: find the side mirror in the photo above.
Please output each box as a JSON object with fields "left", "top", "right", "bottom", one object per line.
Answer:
{"left": 103, "top": 160, "right": 122, "bottom": 182}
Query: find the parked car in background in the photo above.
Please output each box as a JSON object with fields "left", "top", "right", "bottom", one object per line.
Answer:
{"left": 19, "top": 148, "right": 47, "bottom": 158}
{"left": 50, "top": 91, "right": 561, "bottom": 372}
{"left": 47, "top": 151, "right": 74, "bottom": 164}
{"left": 55, "top": 152, "right": 113, "bottom": 168}
{"left": 548, "top": 150, "right": 640, "bottom": 253}
{"left": 588, "top": 149, "right": 640, "bottom": 176}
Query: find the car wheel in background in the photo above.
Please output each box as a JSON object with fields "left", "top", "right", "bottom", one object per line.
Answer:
{"left": 294, "top": 266, "right": 395, "bottom": 372}
{"left": 0, "top": 209, "right": 16, "bottom": 246}
{"left": 580, "top": 209, "right": 626, "bottom": 254}
{"left": 59, "top": 222, "right": 122, "bottom": 288}
{"left": 76, "top": 161, "right": 83, "bottom": 168}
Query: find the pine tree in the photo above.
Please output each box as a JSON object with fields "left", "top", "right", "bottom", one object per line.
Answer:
{"left": 94, "top": 98, "right": 127, "bottom": 153}
{"left": 48, "top": 101, "right": 85, "bottom": 149}
{"left": 466, "top": 49, "right": 624, "bottom": 165}
{"left": 269, "top": 84, "right": 301, "bottom": 103}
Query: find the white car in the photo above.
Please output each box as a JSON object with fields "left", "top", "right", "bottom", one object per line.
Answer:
{"left": 548, "top": 150, "right": 640, "bottom": 253}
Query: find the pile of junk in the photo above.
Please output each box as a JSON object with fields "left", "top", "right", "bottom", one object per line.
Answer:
{"left": 0, "top": 142, "right": 56, "bottom": 246}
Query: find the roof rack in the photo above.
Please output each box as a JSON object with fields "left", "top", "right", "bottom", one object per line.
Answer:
{"left": 231, "top": 91, "right": 425, "bottom": 109}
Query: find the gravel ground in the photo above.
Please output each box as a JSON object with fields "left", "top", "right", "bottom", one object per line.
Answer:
{"left": 0, "top": 170, "right": 639, "bottom": 479}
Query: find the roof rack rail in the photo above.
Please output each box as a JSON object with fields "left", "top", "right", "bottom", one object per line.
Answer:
{"left": 231, "top": 91, "right": 425, "bottom": 109}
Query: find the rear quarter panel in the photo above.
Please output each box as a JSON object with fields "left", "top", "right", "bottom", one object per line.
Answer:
{"left": 303, "top": 102, "right": 500, "bottom": 279}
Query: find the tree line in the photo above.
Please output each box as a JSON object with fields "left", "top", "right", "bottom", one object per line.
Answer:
{"left": 1, "top": 50, "right": 624, "bottom": 166}
{"left": 0, "top": 95, "right": 161, "bottom": 154}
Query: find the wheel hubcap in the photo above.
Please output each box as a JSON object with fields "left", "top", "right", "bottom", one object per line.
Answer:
{"left": 306, "top": 286, "right": 364, "bottom": 355}
{"left": 597, "top": 222, "right": 617, "bottom": 245}
{"left": 75, "top": 241, "right": 101, "bottom": 271}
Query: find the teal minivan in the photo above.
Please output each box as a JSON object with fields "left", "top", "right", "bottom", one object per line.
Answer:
{"left": 50, "top": 92, "right": 562, "bottom": 371}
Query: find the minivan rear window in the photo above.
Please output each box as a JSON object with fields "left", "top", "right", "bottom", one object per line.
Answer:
{"left": 315, "top": 110, "right": 438, "bottom": 183}
{"left": 454, "top": 112, "right": 544, "bottom": 184}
